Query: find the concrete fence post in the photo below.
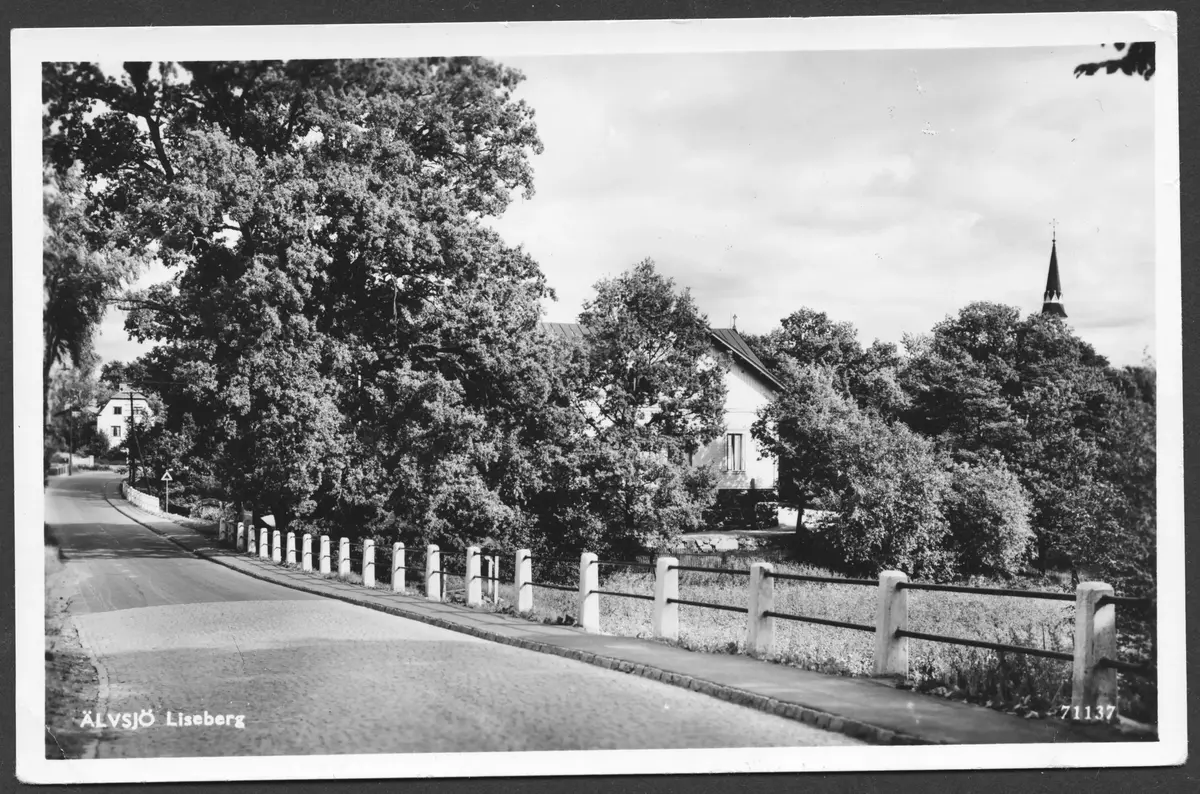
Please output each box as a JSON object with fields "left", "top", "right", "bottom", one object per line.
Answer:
{"left": 1072, "top": 582, "right": 1117, "bottom": 718}
{"left": 747, "top": 562, "right": 775, "bottom": 656}
{"left": 319, "top": 535, "right": 331, "bottom": 574}
{"left": 362, "top": 539, "right": 376, "bottom": 588}
{"left": 247, "top": 525, "right": 256, "bottom": 556}
{"left": 218, "top": 519, "right": 226, "bottom": 543}
{"left": 272, "top": 530, "right": 282, "bottom": 564}
{"left": 392, "top": 542, "right": 406, "bottom": 592}
{"left": 515, "top": 549, "right": 533, "bottom": 613}
{"left": 579, "top": 552, "right": 600, "bottom": 633}
{"left": 874, "top": 570, "right": 909, "bottom": 677}
{"left": 488, "top": 555, "right": 500, "bottom": 603}
{"left": 466, "top": 546, "right": 482, "bottom": 606}
{"left": 302, "top": 533, "right": 312, "bottom": 571}
{"left": 237, "top": 522, "right": 246, "bottom": 552}
{"left": 338, "top": 537, "right": 350, "bottom": 578}
{"left": 653, "top": 556, "right": 680, "bottom": 641}
{"left": 426, "top": 544, "right": 442, "bottom": 602}
{"left": 286, "top": 532, "right": 296, "bottom": 565}
{"left": 259, "top": 528, "right": 269, "bottom": 560}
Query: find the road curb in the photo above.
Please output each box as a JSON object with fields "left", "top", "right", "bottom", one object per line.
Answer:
{"left": 103, "top": 484, "right": 928, "bottom": 746}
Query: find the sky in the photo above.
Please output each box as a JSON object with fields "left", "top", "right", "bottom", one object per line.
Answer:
{"left": 95, "top": 45, "right": 1157, "bottom": 368}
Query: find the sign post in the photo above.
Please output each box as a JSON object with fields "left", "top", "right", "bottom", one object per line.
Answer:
{"left": 161, "top": 470, "right": 173, "bottom": 514}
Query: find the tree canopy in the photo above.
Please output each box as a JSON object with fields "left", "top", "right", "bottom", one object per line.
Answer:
{"left": 42, "top": 162, "right": 141, "bottom": 424}
{"left": 576, "top": 259, "right": 726, "bottom": 456}
{"left": 44, "top": 59, "right": 547, "bottom": 535}
{"left": 751, "top": 301, "right": 1150, "bottom": 586}
{"left": 1074, "top": 42, "right": 1155, "bottom": 80}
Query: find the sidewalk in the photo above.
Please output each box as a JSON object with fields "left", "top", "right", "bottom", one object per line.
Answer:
{"left": 103, "top": 482, "right": 1130, "bottom": 747}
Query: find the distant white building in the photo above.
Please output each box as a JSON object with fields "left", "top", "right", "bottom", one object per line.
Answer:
{"left": 540, "top": 323, "right": 782, "bottom": 494}
{"left": 94, "top": 384, "right": 154, "bottom": 442}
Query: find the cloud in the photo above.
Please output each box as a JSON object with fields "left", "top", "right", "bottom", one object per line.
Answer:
{"left": 491, "top": 46, "right": 1156, "bottom": 366}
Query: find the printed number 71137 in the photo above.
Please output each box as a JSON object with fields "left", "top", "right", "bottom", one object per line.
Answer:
{"left": 1058, "top": 705, "right": 1117, "bottom": 721}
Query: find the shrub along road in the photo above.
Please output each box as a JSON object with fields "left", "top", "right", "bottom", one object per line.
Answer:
{"left": 44, "top": 473, "right": 863, "bottom": 758}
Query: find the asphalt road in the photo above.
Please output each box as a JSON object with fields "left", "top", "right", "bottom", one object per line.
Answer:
{"left": 45, "top": 473, "right": 862, "bottom": 757}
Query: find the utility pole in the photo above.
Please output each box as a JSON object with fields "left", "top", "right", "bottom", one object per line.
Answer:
{"left": 128, "top": 388, "right": 136, "bottom": 485}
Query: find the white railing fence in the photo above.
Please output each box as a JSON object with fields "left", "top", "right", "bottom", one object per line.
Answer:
{"left": 211, "top": 517, "right": 1150, "bottom": 721}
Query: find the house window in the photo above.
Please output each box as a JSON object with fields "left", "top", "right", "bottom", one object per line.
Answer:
{"left": 725, "top": 433, "right": 744, "bottom": 472}
{"left": 113, "top": 406, "right": 122, "bottom": 415}
{"left": 112, "top": 425, "right": 122, "bottom": 438}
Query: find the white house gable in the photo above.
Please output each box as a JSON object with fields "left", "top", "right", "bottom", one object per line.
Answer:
{"left": 95, "top": 384, "right": 154, "bottom": 441}
{"left": 693, "top": 355, "right": 778, "bottom": 490}
{"left": 540, "top": 322, "right": 782, "bottom": 492}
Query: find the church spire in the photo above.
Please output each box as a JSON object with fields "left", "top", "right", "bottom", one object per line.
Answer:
{"left": 1041, "top": 223, "right": 1067, "bottom": 318}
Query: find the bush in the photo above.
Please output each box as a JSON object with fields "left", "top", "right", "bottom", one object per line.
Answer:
{"left": 753, "top": 501, "right": 780, "bottom": 529}
{"left": 545, "top": 442, "right": 720, "bottom": 560}
{"left": 189, "top": 499, "right": 228, "bottom": 522}
{"left": 943, "top": 459, "right": 1034, "bottom": 576}
{"left": 84, "top": 428, "right": 111, "bottom": 459}
{"left": 820, "top": 421, "right": 955, "bottom": 579}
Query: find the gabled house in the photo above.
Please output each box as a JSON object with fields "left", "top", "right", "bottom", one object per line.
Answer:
{"left": 539, "top": 322, "right": 783, "bottom": 494}
{"left": 94, "top": 383, "right": 154, "bottom": 442}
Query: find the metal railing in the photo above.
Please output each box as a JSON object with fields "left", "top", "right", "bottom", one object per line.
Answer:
{"left": 667, "top": 597, "right": 747, "bottom": 614}
{"left": 768, "top": 571, "right": 876, "bottom": 587}
{"left": 667, "top": 563, "right": 750, "bottom": 576}
{"left": 763, "top": 611, "right": 874, "bottom": 633}
{"left": 893, "top": 628, "right": 1074, "bottom": 662}
{"left": 896, "top": 581, "right": 1075, "bottom": 602}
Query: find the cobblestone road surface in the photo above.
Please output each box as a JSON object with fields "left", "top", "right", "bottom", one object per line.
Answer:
{"left": 46, "top": 473, "right": 863, "bottom": 757}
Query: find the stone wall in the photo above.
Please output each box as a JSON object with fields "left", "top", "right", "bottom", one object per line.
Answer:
{"left": 669, "top": 534, "right": 770, "bottom": 553}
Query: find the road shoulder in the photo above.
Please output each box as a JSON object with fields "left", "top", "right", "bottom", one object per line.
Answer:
{"left": 43, "top": 529, "right": 104, "bottom": 760}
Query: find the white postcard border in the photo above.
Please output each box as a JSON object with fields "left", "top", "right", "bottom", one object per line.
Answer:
{"left": 14, "top": 11, "right": 1184, "bottom": 783}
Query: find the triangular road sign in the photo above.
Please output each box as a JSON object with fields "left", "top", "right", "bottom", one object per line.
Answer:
{"left": 161, "top": 470, "right": 173, "bottom": 482}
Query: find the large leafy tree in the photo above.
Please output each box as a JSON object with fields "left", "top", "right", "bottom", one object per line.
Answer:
{"left": 547, "top": 259, "right": 727, "bottom": 557}
{"left": 44, "top": 59, "right": 548, "bottom": 535}
{"left": 575, "top": 259, "right": 727, "bottom": 454}
{"left": 42, "top": 161, "right": 140, "bottom": 426}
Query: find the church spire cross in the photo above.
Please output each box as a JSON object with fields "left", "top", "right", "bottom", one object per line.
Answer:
{"left": 1041, "top": 223, "right": 1067, "bottom": 318}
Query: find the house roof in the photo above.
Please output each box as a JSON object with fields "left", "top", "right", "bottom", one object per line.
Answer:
{"left": 709, "top": 328, "right": 785, "bottom": 390}
{"left": 541, "top": 321, "right": 587, "bottom": 341}
{"left": 539, "top": 322, "right": 783, "bottom": 392}
{"left": 94, "top": 390, "right": 151, "bottom": 417}
{"left": 101, "top": 390, "right": 150, "bottom": 404}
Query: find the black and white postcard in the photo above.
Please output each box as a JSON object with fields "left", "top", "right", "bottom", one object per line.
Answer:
{"left": 16, "top": 11, "right": 1183, "bottom": 784}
